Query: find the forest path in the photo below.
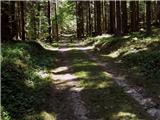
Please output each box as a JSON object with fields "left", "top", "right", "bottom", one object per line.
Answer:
{"left": 50, "top": 44, "right": 92, "bottom": 120}
{"left": 50, "top": 42, "right": 160, "bottom": 120}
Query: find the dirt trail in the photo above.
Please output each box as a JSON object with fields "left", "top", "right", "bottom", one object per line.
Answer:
{"left": 49, "top": 42, "right": 160, "bottom": 120}
{"left": 51, "top": 47, "right": 90, "bottom": 120}
{"left": 83, "top": 50, "right": 160, "bottom": 120}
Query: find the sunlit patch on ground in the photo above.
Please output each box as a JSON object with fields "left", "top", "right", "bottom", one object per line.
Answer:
{"left": 24, "top": 79, "right": 34, "bottom": 88}
{"left": 51, "top": 66, "right": 69, "bottom": 74}
{"left": 95, "top": 34, "right": 113, "bottom": 39}
{"left": 40, "top": 111, "right": 57, "bottom": 120}
{"left": 59, "top": 46, "right": 94, "bottom": 52}
{"left": 112, "top": 111, "right": 137, "bottom": 120}
{"left": 75, "top": 71, "right": 90, "bottom": 79}
{"left": 52, "top": 73, "right": 78, "bottom": 81}
{"left": 35, "top": 70, "right": 49, "bottom": 79}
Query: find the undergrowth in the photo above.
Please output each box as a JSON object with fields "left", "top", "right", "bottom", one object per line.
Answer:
{"left": 1, "top": 41, "right": 58, "bottom": 120}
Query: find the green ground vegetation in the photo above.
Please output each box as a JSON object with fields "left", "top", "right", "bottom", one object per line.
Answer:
{"left": 83, "top": 28, "right": 160, "bottom": 102}
{"left": 1, "top": 41, "right": 58, "bottom": 120}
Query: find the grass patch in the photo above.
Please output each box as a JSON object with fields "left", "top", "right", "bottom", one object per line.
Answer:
{"left": 1, "top": 41, "right": 59, "bottom": 120}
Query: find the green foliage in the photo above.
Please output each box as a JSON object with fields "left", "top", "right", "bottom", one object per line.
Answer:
{"left": 58, "top": 1, "right": 76, "bottom": 33}
{"left": 1, "top": 107, "right": 12, "bottom": 120}
{"left": 1, "top": 41, "right": 58, "bottom": 119}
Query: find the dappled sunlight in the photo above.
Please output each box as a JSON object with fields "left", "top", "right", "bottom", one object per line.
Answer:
{"left": 75, "top": 71, "right": 90, "bottom": 79}
{"left": 74, "top": 61, "right": 97, "bottom": 67}
{"left": 35, "top": 70, "right": 50, "bottom": 79}
{"left": 59, "top": 46, "right": 94, "bottom": 52}
{"left": 107, "top": 51, "right": 120, "bottom": 58}
{"left": 51, "top": 66, "right": 69, "bottom": 74}
{"left": 95, "top": 34, "right": 113, "bottom": 39}
{"left": 24, "top": 79, "right": 34, "bottom": 88}
{"left": 40, "top": 111, "right": 57, "bottom": 120}
{"left": 51, "top": 73, "right": 78, "bottom": 81}
{"left": 112, "top": 111, "right": 137, "bottom": 120}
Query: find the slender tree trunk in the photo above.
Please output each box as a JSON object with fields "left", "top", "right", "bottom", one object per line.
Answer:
{"left": 76, "top": 1, "right": 84, "bottom": 39}
{"left": 121, "top": 1, "right": 128, "bottom": 34}
{"left": 109, "top": 1, "right": 116, "bottom": 34}
{"left": 95, "top": 1, "right": 102, "bottom": 35}
{"left": 37, "top": 2, "right": 40, "bottom": 38}
{"left": 146, "top": 1, "right": 152, "bottom": 34}
{"left": 94, "top": 1, "right": 97, "bottom": 35}
{"left": 31, "top": 2, "right": 36, "bottom": 40}
{"left": 130, "top": 1, "right": 136, "bottom": 32}
{"left": 88, "top": 1, "right": 92, "bottom": 36}
{"left": 1, "top": 2, "right": 11, "bottom": 42}
{"left": 116, "top": 1, "right": 121, "bottom": 35}
{"left": 130, "top": 1, "right": 139, "bottom": 32}
{"left": 104, "top": 1, "right": 108, "bottom": 33}
{"left": 54, "top": 3, "right": 59, "bottom": 41}
{"left": 86, "top": 1, "right": 89, "bottom": 36}
{"left": 157, "top": 1, "right": 160, "bottom": 26}
{"left": 20, "top": 1, "right": 25, "bottom": 40}
{"left": 136, "top": 1, "right": 139, "bottom": 31}
{"left": 47, "top": 0, "right": 51, "bottom": 42}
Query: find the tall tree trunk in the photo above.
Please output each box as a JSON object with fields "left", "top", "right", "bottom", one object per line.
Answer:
{"left": 135, "top": 1, "right": 139, "bottom": 31}
{"left": 130, "top": 1, "right": 139, "bottom": 32}
{"left": 109, "top": 1, "right": 116, "bottom": 34}
{"left": 37, "top": 2, "right": 41, "bottom": 38}
{"left": 94, "top": 1, "right": 97, "bottom": 35}
{"left": 47, "top": 0, "right": 51, "bottom": 42}
{"left": 31, "top": 2, "right": 36, "bottom": 40}
{"left": 88, "top": 1, "right": 92, "bottom": 36}
{"left": 146, "top": 1, "right": 152, "bottom": 34}
{"left": 130, "top": 1, "right": 136, "bottom": 32}
{"left": 104, "top": 1, "right": 108, "bottom": 33}
{"left": 121, "top": 1, "right": 128, "bottom": 34}
{"left": 116, "top": 1, "right": 121, "bottom": 35}
{"left": 86, "top": 1, "right": 89, "bottom": 36}
{"left": 20, "top": 1, "right": 25, "bottom": 40}
{"left": 54, "top": 3, "right": 59, "bottom": 41}
{"left": 1, "top": 2, "right": 11, "bottom": 42}
{"left": 95, "top": 1, "right": 102, "bottom": 35}
{"left": 157, "top": 1, "right": 160, "bottom": 26}
{"left": 10, "top": 1, "right": 17, "bottom": 40}
{"left": 15, "top": 1, "right": 21, "bottom": 40}
{"left": 76, "top": 1, "right": 84, "bottom": 39}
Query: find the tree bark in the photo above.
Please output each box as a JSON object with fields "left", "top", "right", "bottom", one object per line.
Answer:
{"left": 146, "top": 1, "right": 152, "bottom": 34}
{"left": 109, "top": 1, "right": 116, "bottom": 34}
{"left": 20, "top": 1, "right": 25, "bottom": 40}
{"left": 157, "top": 1, "right": 160, "bottom": 26}
{"left": 95, "top": 1, "right": 102, "bottom": 35}
{"left": 76, "top": 1, "right": 84, "bottom": 39}
{"left": 121, "top": 1, "right": 128, "bottom": 34}
{"left": 47, "top": 0, "right": 51, "bottom": 42}
{"left": 130, "top": 1, "right": 139, "bottom": 32}
{"left": 116, "top": 1, "right": 121, "bottom": 35}
{"left": 88, "top": 1, "right": 92, "bottom": 36}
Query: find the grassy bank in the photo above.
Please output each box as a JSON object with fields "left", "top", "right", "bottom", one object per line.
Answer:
{"left": 1, "top": 41, "right": 58, "bottom": 120}
{"left": 84, "top": 30, "right": 160, "bottom": 102}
